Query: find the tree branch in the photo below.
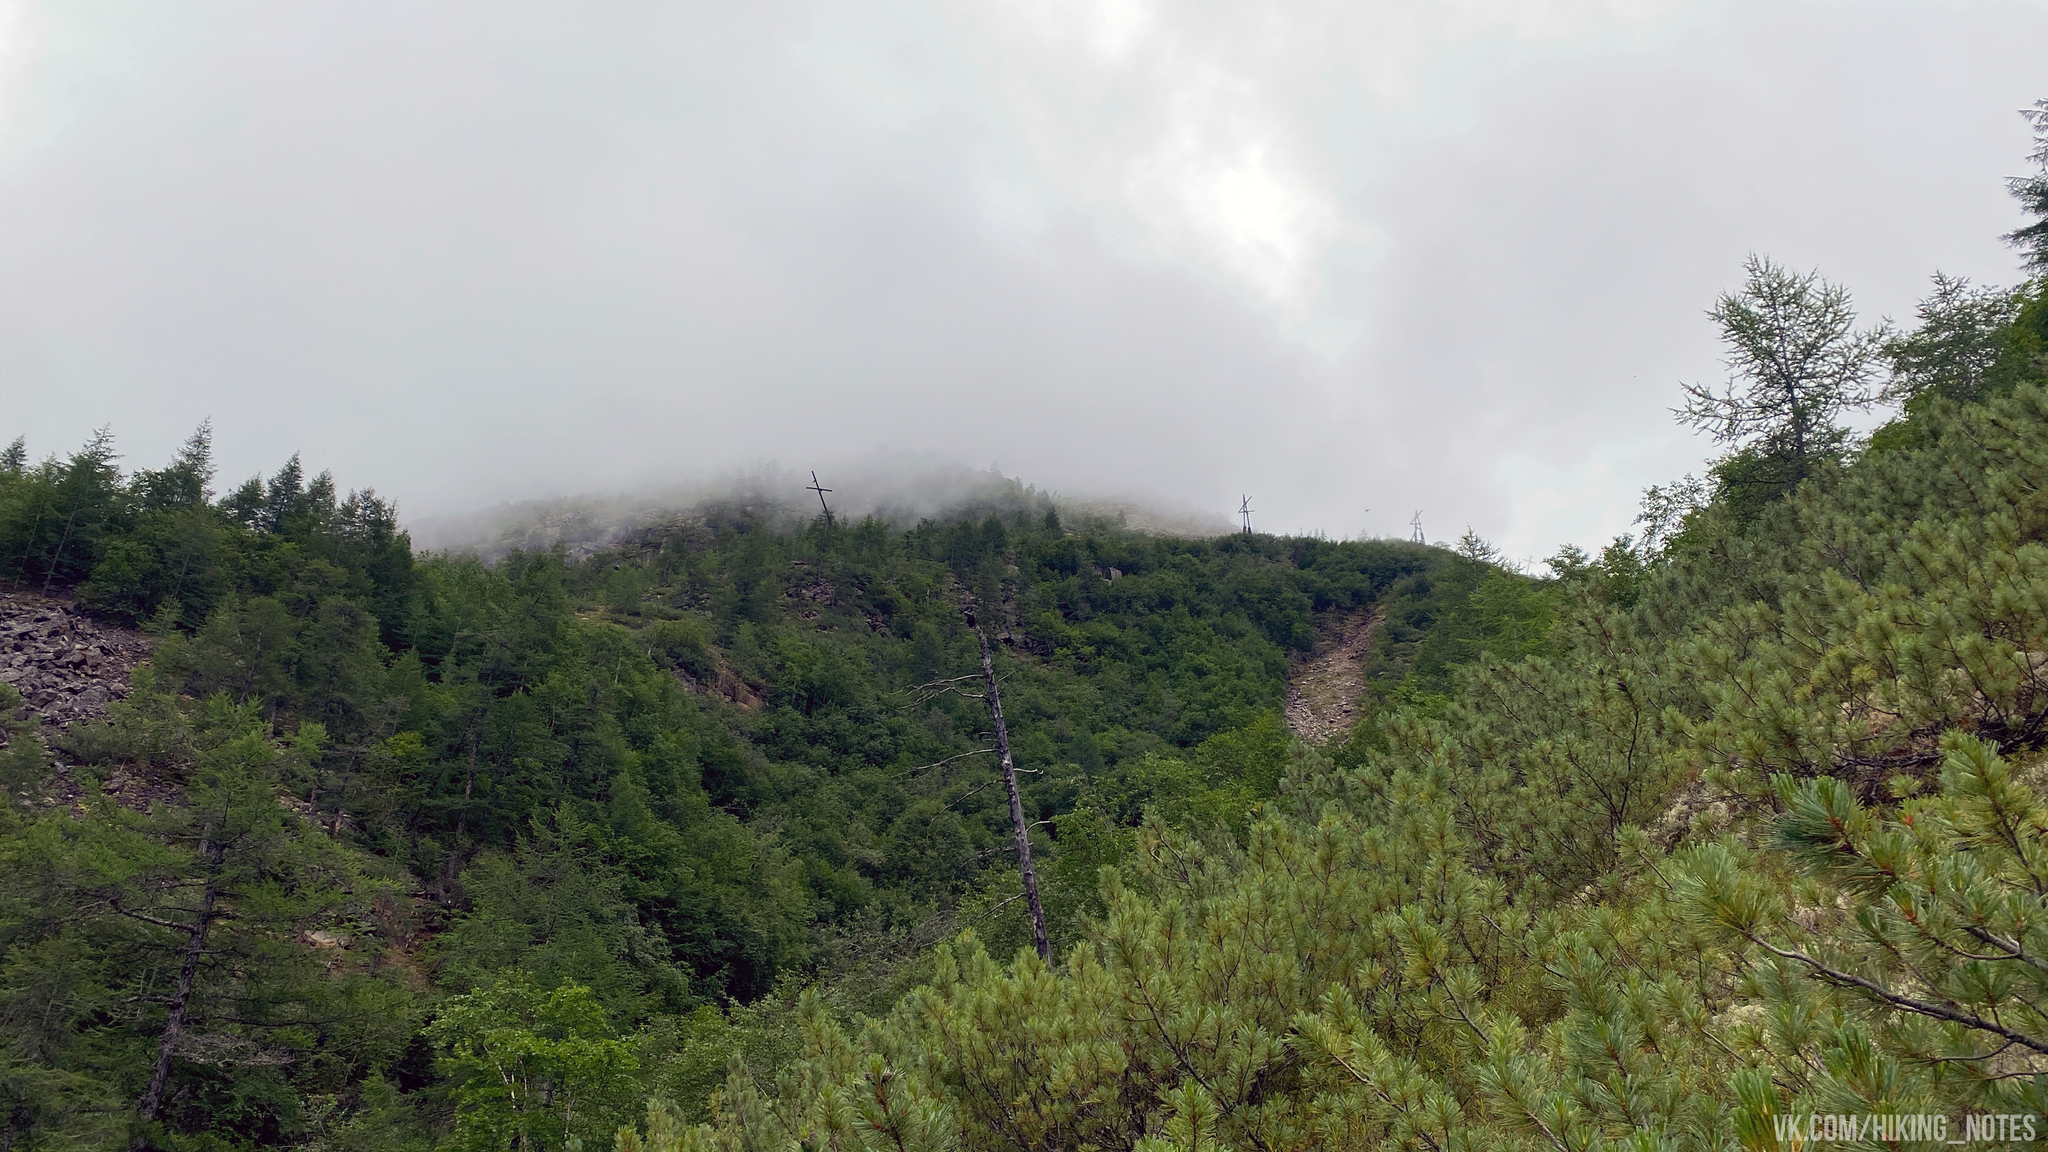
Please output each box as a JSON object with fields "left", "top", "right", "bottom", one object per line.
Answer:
{"left": 1750, "top": 934, "right": 2048, "bottom": 1056}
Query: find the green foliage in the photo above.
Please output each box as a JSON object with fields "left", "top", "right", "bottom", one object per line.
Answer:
{"left": 1678, "top": 734, "right": 2048, "bottom": 1132}
{"left": 429, "top": 974, "right": 638, "bottom": 1152}
{"left": 2006, "top": 99, "right": 2048, "bottom": 273}
{"left": 16, "top": 160, "right": 2048, "bottom": 1145}
{"left": 0, "top": 426, "right": 123, "bottom": 597}
{"left": 0, "top": 684, "right": 49, "bottom": 826}
{"left": 1679, "top": 255, "right": 1887, "bottom": 509}
{"left": 0, "top": 422, "right": 1529, "bottom": 1145}
{"left": 435, "top": 808, "right": 694, "bottom": 1020}
{"left": 0, "top": 694, "right": 416, "bottom": 1150}
{"left": 648, "top": 273, "right": 2048, "bottom": 1150}
{"left": 1882, "top": 273, "right": 2027, "bottom": 407}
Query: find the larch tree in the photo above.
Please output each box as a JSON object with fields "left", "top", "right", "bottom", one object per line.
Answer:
{"left": 1882, "top": 272, "right": 2023, "bottom": 406}
{"left": 1, "top": 697, "right": 412, "bottom": 1151}
{"left": 2005, "top": 99, "right": 2048, "bottom": 272}
{"left": 1677, "top": 255, "right": 1886, "bottom": 501}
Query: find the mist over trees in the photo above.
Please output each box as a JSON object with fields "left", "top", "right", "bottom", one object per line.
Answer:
{"left": 0, "top": 98, "right": 2046, "bottom": 1151}
{"left": 3, "top": 408, "right": 1543, "bottom": 1147}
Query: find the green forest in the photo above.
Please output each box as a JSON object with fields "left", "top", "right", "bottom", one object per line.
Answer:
{"left": 3, "top": 101, "right": 2047, "bottom": 1151}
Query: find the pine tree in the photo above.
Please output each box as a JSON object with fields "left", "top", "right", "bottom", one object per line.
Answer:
{"left": 1683, "top": 735, "right": 2048, "bottom": 1130}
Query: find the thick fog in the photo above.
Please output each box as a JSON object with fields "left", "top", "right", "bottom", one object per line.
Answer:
{"left": 1, "top": 1, "right": 2042, "bottom": 560}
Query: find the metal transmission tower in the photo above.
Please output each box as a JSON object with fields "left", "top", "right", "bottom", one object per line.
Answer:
{"left": 807, "top": 471, "right": 835, "bottom": 529}
{"left": 1239, "top": 495, "right": 1255, "bottom": 534}
{"left": 1410, "top": 511, "right": 1425, "bottom": 543}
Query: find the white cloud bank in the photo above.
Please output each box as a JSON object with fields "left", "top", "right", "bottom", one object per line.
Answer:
{"left": 1, "top": 0, "right": 2042, "bottom": 559}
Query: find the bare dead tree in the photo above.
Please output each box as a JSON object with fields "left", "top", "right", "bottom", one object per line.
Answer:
{"left": 969, "top": 613, "right": 1051, "bottom": 961}
{"left": 130, "top": 825, "right": 224, "bottom": 1150}
{"left": 905, "top": 615, "right": 1052, "bottom": 959}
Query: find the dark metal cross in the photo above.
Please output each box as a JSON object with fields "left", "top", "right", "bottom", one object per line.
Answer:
{"left": 807, "top": 471, "right": 835, "bottom": 527}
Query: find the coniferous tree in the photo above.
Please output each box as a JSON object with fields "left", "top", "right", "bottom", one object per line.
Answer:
{"left": 3, "top": 426, "right": 125, "bottom": 595}
{"left": 1882, "top": 273, "right": 2024, "bottom": 406}
{"left": 2006, "top": 99, "right": 2048, "bottom": 272}
{"left": 263, "top": 455, "right": 306, "bottom": 534}
{"left": 2, "top": 697, "right": 414, "bottom": 1150}
{"left": 0, "top": 685, "right": 45, "bottom": 810}
{"left": 133, "top": 422, "right": 216, "bottom": 513}
{"left": 1678, "top": 256, "right": 1886, "bottom": 505}
{"left": 2, "top": 184, "right": 2036, "bottom": 1148}
{"left": 222, "top": 475, "right": 266, "bottom": 530}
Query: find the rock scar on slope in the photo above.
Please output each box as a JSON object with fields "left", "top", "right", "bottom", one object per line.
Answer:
{"left": 1284, "top": 606, "right": 1384, "bottom": 745}
{"left": 2, "top": 592, "right": 160, "bottom": 810}
{"left": 1, "top": 592, "right": 155, "bottom": 726}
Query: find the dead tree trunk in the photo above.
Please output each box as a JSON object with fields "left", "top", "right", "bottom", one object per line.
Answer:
{"left": 973, "top": 622, "right": 1050, "bottom": 961}
{"left": 132, "top": 828, "right": 224, "bottom": 1150}
{"left": 442, "top": 723, "right": 481, "bottom": 900}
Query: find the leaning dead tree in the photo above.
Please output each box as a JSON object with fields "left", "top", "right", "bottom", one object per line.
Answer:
{"left": 967, "top": 609, "right": 1050, "bottom": 961}
{"left": 906, "top": 606, "right": 1051, "bottom": 961}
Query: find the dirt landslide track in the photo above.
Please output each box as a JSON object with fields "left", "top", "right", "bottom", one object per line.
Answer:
{"left": 1283, "top": 607, "right": 1383, "bottom": 744}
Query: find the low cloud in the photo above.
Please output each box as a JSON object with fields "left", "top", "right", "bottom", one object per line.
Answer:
{"left": 2, "top": 0, "right": 2040, "bottom": 560}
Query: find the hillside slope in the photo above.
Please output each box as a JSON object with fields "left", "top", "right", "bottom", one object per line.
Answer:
{"left": 642, "top": 303, "right": 2048, "bottom": 1150}
{"left": 0, "top": 438, "right": 1542, "bottom": 1149}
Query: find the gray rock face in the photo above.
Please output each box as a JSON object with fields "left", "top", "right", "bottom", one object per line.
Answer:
{"left": 0, "top": 593, "right": 154, "bottom": 731}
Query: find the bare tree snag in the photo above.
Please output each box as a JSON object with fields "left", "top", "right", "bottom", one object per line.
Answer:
{"left": 972, "top": 618, "right": 1051, "bottom": 961}
{"left": 132, "top": 826, "right": 224, "bottom": 1150}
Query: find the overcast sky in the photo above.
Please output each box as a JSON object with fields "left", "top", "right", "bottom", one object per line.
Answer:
{"left": 2, "top": 1, "right": 2042, "bottom": 559}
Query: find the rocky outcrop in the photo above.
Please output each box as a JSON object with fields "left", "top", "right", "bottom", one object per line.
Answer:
{"left": 0, "top": 592, "right": 155, "bottom": 730}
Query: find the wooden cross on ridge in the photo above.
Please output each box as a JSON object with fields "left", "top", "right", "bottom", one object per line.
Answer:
{"left": 807, "top": 471, "right": 835, "bottom": 528}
